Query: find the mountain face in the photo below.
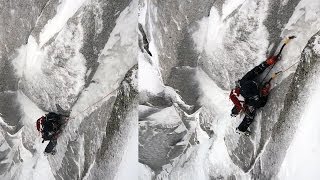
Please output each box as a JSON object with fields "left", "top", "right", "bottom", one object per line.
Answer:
{"left": 139, "top": 0, "right": 320, "bottom": 179}
{"left": 1, "top": 0, "right": 320, "bottom": 179}
{"left": 0, "top": 0, "right": 137, "bottom": 179}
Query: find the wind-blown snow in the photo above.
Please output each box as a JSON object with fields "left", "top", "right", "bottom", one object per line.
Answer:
{"left": 13, "top": 37, "right": 45, "bottom": 78}
{"left": 277, "top": 78, "right": 320, "bottom": 179}
{"left": 13, "top": 16, "right": 87, "bottom": 110}
{"left": 192, "top": 17, "right": 208, "bottom": 53}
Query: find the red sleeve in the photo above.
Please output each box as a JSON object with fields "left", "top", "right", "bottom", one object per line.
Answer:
{"left": 229, "top": 90, "right": 243, "bottom": 111}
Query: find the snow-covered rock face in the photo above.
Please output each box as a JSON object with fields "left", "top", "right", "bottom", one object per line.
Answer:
{"left": 2, "top": 0, "right": 320, "bottom": 179}
{"left": 139, "top": 0, "right": 320, "bottom": 179}
{"left": 139, "top": 105, "right": 188, "bottom": 172}
{"left": 0, "top": 0, "right": 137, "bottom": 179}
{"left": 0, "top": 0, "right": 48, "bottom": 91}
{"left": 253, "top": 30, "right": 320, "bottom": 179}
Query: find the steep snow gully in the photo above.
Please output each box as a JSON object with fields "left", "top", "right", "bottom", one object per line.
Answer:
{"left": 1, "top": 0, "right": 137, "bottom": 179}
{"left": 139, "top": 0, "right": 320, "bottom": 179}
{"left": 1, "top": 0, "right": 320, "bottom": 180}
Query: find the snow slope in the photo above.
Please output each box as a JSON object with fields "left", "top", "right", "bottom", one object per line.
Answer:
{"left": 138, "top": 0, "right": 320, "bottom": 179}
{"left": 278, "top": 76, "right": 320, "bottom": 179}
{"left": 277, "top": 32, "right": 320, "bottom": 180}
{"left": 0, "top": 0, "right": 137, "bottom": 179}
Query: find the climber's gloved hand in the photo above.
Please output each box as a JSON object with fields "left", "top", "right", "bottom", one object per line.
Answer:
{"left": 289, "top": 35, "right": 296, "bottom": 39}
{"left": 261, "top": 82, "right": 271, "bottom": 96}
{"left": 231, "top": 106, "right": 240, "bottom": 117}
{"left": 266, "top": 56, "right": 278, "bottom": 65}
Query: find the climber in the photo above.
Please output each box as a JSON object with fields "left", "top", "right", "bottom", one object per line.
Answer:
{"left": 36, "top": 112, "right": 66, "bottom": 142}
{"left": 230, "top": 36, "right": 295, "bottom": 135}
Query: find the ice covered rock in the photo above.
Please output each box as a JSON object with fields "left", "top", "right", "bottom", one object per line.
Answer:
{"left": 251, "top": 29, "right": 320, "bottom": 179}
{"left": 0, "top": 0, "right": 138, "bottom": 179}
{"left": 139, "top": 105, "right": 188, "bottom": 172}
{"left": 139, "top": 0, "right": 320, "bottom": 179}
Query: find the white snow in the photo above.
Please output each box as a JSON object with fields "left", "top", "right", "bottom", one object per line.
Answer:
{"left": 13, "top": 18, "right": 87, "bottom": 110}
{"left": 50, "top": 0, "right": 138, "bottom": 171}
{"left": 3, "top": 0, "right": 138, "bottom": 179}
{"left": 139, "top": 0, "right": 320, "bottom": 178}
{"left": 196, "top": 69, "right": 248, "bottom": 177}
{"left": 138, "top": 52, "right": 164, "bottom": 94}
{"left": 114, "top": 114, "right": 138, "bottom": 180}
{"left": 138, "top": 0, "right": 147, "bottom": 25}
{"left": 165, "top": 68, "right": 248, "bottom": 180}
{"left": 312, "top": 35, "right": 320, "bottom": 55}
{"left": 163, "top": 86, "right": 193, "bottom": 111}
{"left": 192, "top": 17, "right": 209, "bottom": 53}
{"left": 18, "top": 150, "right": 55, "bottom": 180}
{"left": 139, "top": 163, "right": 155, "bottom": 180}
{"left": 278, "top": 0, "right": 320, "bottom": 80}
{"left": 17, "top": 91, "right": 46, "bottom": 126}
{"left": 72, "top": 0, "right": 138, "bottom": 117}
{"left": 39, "top": 0, "right": 87, "bottom": 46}
{"left": 202, "top": 7, "right": 224, "bottom": 56}
{"left": 192, "top": 0, "right": 270, "bottom": 90}
{"left": 0, "top": 117, "right": 14, "bottom": 131}
{"left": 169, "top": 141, "right": 211, "bottom": 180}
{"left": 13, "top": 91, "right": 55, "bottom": 180}
{"left": 277, "top": 77, "right": 320, "bottom": 180}
{"left": 165, "top": 1, "right": 273, "bottom": 177}
{"left": 221, "top": 0, "right": 246, "bottom": 19}
{"left": 147, "top": 106, "right": 181, "bottom": 126}
{"left": 145, "top": 0, "right": 162, "bottom": 81}
{"left": 13, "top": 37, "right": 46, "bottom": 78}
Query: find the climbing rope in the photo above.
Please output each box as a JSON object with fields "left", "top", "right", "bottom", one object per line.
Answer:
{"left": 270, "top": 60, "right": 300, "bottom": 80}
{"left": 70, "top": 87, "right": 119, "bottom": 119}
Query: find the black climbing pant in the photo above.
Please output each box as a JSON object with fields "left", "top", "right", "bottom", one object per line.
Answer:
{"left": 237, "top": 108, "right": 256, "bottom": 132}
{"left": 45, "top": 139, "right": 57, "bottom": 154}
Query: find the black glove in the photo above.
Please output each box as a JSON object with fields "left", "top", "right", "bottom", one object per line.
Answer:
{"left": 231, "top": 106, "right": 239, "bottom": 117}
{"left": 261, "top": 82, "right": 271, "bottom": 96}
